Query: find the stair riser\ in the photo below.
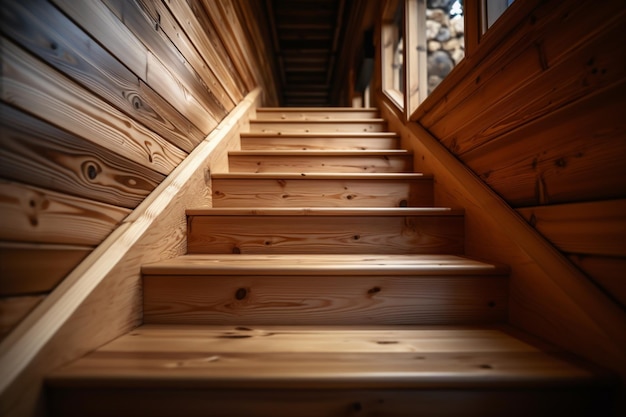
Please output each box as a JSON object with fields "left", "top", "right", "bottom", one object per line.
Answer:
{"left": 48, "top": 386, "right": 612, "bottom": 417}
{"left": 143, "top": 274, "right": 508, "bottom": 325}
{"left": 187, "top": 214, "right": 464, "bottom": 255}
{"left": 211, "top": 178, "right": 433, "bottom": 208}
{"left": 249, "top": 120, "right": 387, "bottom": 134}
{"left": 254, "top": 109, "right": 381, "bottom": 120}
{"left": 227, "top": 154, "right": 413, "bottom": 173}
{"left": 240, "top": 135, "right": 401, "bottom": 150}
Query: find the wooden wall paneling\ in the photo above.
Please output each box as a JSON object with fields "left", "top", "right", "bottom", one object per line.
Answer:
{"left": 186, "top": 209, "right": 465, "bottom": 255}
{"left": 0, "top": 181, "right": 131, "bottom": 246}
{"left": 143, "top": 274, "right": 507, "bottom": 325}
{"left": 461, "top": 82, "right": 626, "bottom": 207}
{"left": 412, "top": 0, "right": 548, "bottom": 125}
{"left": 97, "top": 0, "right": 233, "bottom": 115}
{"left": 517, "top": 199, "right": 626, "bottom": 257}
{"left": 157, "top": 0, "right": 247, "bottom": 102}
{"left": 0, "top": 104, "right": 165, "bottom": 209}
{"left": 433, "top": 14, "right": 626, "bottom": 155}
{"left": 49, "top": 0, "right": 221, "bottom": 134}
{"left": 0, "top": 0, "right": 205, "bottom": 153}
{"left": 518, "top": 199, "right": 626, "bottom": 309}
{"left": 0, "top": 89, "right": 262, "bottom": 417}
{"left": 569, "top": 255, "right": 626, "bottom": 309}
{"left": 199, "top": 0, "right": 257, "bottom": 91}
{"left": 380, "top": 98, "right": 626, "bottom": 388}
{"left": 0, "top": 243, "right": 92, "bottom": 296}
{"left": 1, "top": 37, "right": 187, "bottom": 176}
{"left": 416, "top": 0, "right": 617, "bottom": 129}
{"left": 0, "top": 296, "right": 45, "bottom": 339}
{"left": 103, "top": 0, "right": 237, "bottom": 114}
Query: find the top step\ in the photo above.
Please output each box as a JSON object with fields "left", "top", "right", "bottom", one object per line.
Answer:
{"left": 255, "top": 107, "right": 380, "bottom": 120}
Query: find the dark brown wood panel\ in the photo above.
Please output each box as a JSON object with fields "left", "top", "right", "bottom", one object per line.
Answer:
{"left": 0, "top": 104, "right": 164, "bottom": 209}
{"left": 0, "top": 0, "right": 206, "bottom": 152}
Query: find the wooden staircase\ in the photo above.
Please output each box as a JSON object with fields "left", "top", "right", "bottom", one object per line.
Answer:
{"left": 45, "top": 108, "right": 614, "bottom": 416}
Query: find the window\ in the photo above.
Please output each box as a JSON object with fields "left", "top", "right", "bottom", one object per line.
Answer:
{"left": 382, "top": 0, "right": 405, "bottom": 108}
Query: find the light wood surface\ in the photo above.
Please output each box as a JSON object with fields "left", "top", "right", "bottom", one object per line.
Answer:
{"left": 211, "top": 173, "right": 433, "bottom": 208}
{"left": 48, "top": 324, "right": 608, "bottom": 388}
{"left": 142, "top": 254, "right": 508, "bottom": 325}
{"left": 255, "top": 107, "right": 381, "bottom": 120}
{"left": 45, "top": 325, "right": 614, "bottom": 416}
{"left": 240, "top": 132, "right": 401, "bottom": 150}
{"left": 187, "top": 208, "right": 464, "bottom": 255}
{"left": 227, "top": 150, "right": 413, "bottom": 173}
{"left": 249, "top": 119, "right": 388, "bottom": 134}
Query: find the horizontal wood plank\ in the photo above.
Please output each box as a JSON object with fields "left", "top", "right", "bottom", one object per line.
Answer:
{"left": 0, "top": 242, "right": 92, "bottom": 296}
{"left": 255, "top": 108, "right": 380, "bottom": 120}
{"left": 52, "top": 0, "right": 229, "bottom": 121}
{"left": 249, "top": 119, "right": 388, "bottom": 133}
{"left": 0, "top": 181, "right": 130, "bottom": 246}
{"left": 1, "top": 37, "right": 187, "bottom": 176}
{"left": 46, "top": 326, "right": 614, "bottom": 415}
{"left": 436, "top": 16, "right": 626, "bottom": 156}
{"left": 186, "top": 207, "right": 461, "bottom": 216}
{"left": 462, "top": 82, "right": 626, "bottom": 207}
{"left": 142, "top": 254, "right": 508, "bottom": 324}
{"left": 142, "top": 254, "right": 508, "bottom": 276}
{"left": 210, "top": 173, "right": 433, "bottom": 208}
{"left": 142, "top": 0, "right": 244, "bottom": 104}
{"left": 0, "top": 103, "right": 165, "bottom": 209}
{"left": 47, "top": 324, "right": 611, "bottom": 390}
{"left": 111, "top": 0, "right": 236, "bottom": 109}
{"left": 240, "top": 132, "right": 400, "bottom": 150}
{"left": 568, "top": 254, "right": 626, "bottom": 309}
{"left": 518, "top": 199, "right": 626, "bottom": 257}
{"left": 0, "top": 0, "right": 205, "bottom": 152}
{"left": 186, "top": 208, "right": 464, "bottom": 255}
{"left": 0, "top": 296, "right": 45, "bottom": 340}
{"left": 227, "top": 150, "right": 413, "bottom": 173}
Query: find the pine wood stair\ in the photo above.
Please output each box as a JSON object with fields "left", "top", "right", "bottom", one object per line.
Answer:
{"left": 45, "top": 108, "right": 614, "bottom": 416}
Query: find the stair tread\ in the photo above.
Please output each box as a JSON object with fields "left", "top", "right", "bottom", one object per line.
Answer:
{"left": 254, "top": 108, "right": 381, "bottom": 120}
{"left": 142, "top": 254, "right": 509, "bottom": 276}
{"left": 186, "top": 207, "right": 461, "bottom": 216}
{"left": 211, "top": 172, "right": 429, "bottom": 180}
{"left": 47, "top": 324, "right": 612, "bottom": 390}
{"left": 257, "top": 107, "right": 379, "bottom": 113}
{"left": 229, "top": 149, "right": 410, "bottom": 156}
{"left": 240, "top": 132, "right": 399, "bottom": 138}
{"left": 250, "top": 118, "right": 387, "bottom": 124}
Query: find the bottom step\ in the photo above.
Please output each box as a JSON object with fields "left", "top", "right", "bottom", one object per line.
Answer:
{"left": 46, "top": 325, "right": 615, "bottom": 417}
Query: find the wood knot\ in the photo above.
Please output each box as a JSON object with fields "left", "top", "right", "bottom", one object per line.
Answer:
{"left": 367, "top": 286, "right": 381, "bottom": 295}
{"left": 83, "top": 162, "right": 100, "bottom": 180}
{"left": 235, "top": 287, "right": 248, "bottom": 300}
